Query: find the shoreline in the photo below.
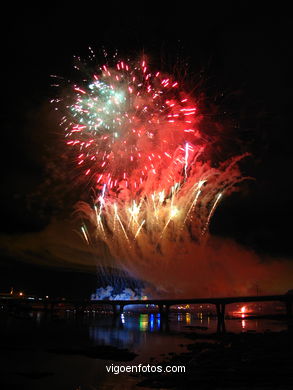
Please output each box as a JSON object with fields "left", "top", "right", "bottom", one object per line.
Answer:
{"left": 135, "top": 330, "right": 293, "bottom": 389}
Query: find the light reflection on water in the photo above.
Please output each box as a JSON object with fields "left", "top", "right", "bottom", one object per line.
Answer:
{"left": 3, "top": 308, "right": 287, "bottom": 337}
{"left": 85, "top": 311, "right": 287, "bottom": 350}
{"left": 0, "top": 309, "right": 289, "bottom": 390}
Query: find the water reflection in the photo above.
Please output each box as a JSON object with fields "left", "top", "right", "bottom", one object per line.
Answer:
{"left": 177, "top": 313, "right": 183, "bottom": 322}
{"left": 88, "top": 313, "right": 171, "bottom": 348}
{"left": 0, "top": 308, "right": 289, "bottom": 390}
{"left": 1, "top": 308, "right": 288, "bottom": 345}
{"left": 139, "top": 314, "right": 148, "bottom": 331}
{"left": 149, "top": 313, "right": 154, "bottom": 331}
{"left": 86, "top": 310, "right": 288, "bottom": 347}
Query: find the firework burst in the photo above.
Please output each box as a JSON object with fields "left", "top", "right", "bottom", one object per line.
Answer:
{"left": 54, "top": 55, "right": 247, "bottom": 288}
{"left": 58, "top": 58, "right": 202, "bottom": 194}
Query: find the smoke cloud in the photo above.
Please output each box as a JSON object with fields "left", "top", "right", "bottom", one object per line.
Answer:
{"left": 1, "top": 219, "right": 292, "bottom": 298}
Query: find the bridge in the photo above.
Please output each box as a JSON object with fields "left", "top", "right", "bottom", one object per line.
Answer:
{"left": 92, "top": 294, "right": 293, "bottom": 332}
{"left": 1, "top": 294, "right": 292, "bottom": 333}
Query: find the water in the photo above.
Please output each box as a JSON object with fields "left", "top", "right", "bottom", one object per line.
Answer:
{"left": 0, "top": 309, "right": 288, "bottom": 390}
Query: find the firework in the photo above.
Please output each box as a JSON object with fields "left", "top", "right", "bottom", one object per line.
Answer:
{"left": 55, "top": 56, "right": 247, "bottom": 288}
{"left": 76, "top": 154, "right": 246, "bottom": 268}
{"left": 59, "top": 58, "right": 201, "bottom": 193}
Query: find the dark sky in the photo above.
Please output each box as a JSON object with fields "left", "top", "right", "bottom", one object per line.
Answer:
{"left": 0, "top": 4, "right": 292, "bottom": 293}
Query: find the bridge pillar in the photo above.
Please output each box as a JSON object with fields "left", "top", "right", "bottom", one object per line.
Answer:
{"left": 216, "top": 303, "right": 226, "bottom": 333}
{"left": 285, "top": 300, "right": 292, "bottom": 319}
{"left": 159, "top": 304, "right": 164, "bottom": 317}
{"left": 165, "top": 305, "right": 170, "bottom": 317}
{"left": 75, "top": 304, "right": 85, "bottom": 315}
{"left": 111, "top": 304, "right": 125, "bottom": 316}
{"left": 119, "top": 304, "right": 124, "bottom": 314}
{"left": 112, "top": 304, "right": 118, "bottom": 316}
{"left": 158, "top": 304, "right": 169, "bottom": 318}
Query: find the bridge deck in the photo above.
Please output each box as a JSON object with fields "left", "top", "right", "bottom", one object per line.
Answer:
{"left": 89, "top": 294, "right": 293, "bottom": 306}
{"left": 1, "top": 294, "right": 292, "bottom": 306}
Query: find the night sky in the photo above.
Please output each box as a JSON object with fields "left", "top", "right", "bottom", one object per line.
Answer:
{"left": 0, "top": 4, "right": 292, "bottom": 295}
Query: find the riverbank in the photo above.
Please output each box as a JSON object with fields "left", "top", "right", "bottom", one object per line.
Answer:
{"left": 0, "top": 309, "right": 291, "bottom": 389}
{"left": 136, "top": 330, "right": 293, "bottom": 389}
